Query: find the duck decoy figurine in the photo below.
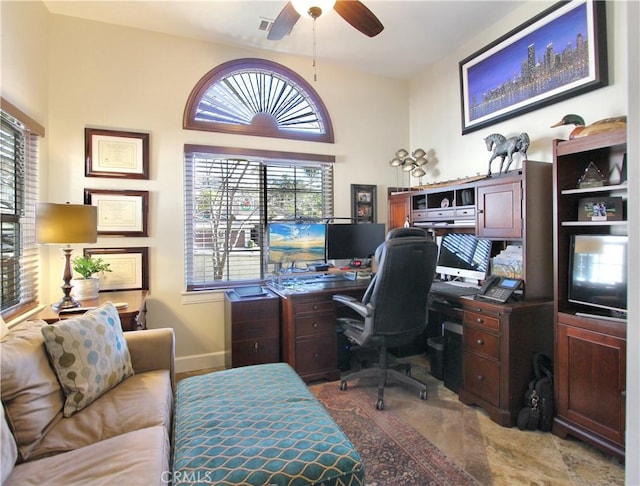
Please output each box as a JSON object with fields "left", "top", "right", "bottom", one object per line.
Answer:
{"left": 551, "top": 114, "right": 627, "bottom": 139}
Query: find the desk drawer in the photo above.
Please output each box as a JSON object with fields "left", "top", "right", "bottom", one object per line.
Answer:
{"left": 232, "top": 298, "right": 279, "bottom": 322}
{"left": 233, "top": 318, "right": 279, "bottom": 341}
{"left": 464, "top": 310, "right": 500, "bottom": 331}
{"left": 426, "top": 208, "right": 455, "bottom": 219}
{"left": 294, "top": 300, "right": 334, "bottom": 315}
{"left": 296, "top": 335, "right": 336, "bottom": 374}
{"left": 232, "top": 337, "right": 279, "bottom": 367}
{"left": 464, "top": 327, "right": 499, "bottom": 361}
{"left": 296, "top": 313, "right": 335, "bottom": 338}
{"left": 463, "top": 352, "right": 499, "bottom": 407}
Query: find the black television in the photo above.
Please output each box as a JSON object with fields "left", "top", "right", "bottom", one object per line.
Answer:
{"left": 436, "top": 233, "right": 492, "bottom": 282}
{"left": 326, "top": 223, "right": 386, "bottom": 260}
{"left": 568, "top": 234, "right": 627, "bottom": 315}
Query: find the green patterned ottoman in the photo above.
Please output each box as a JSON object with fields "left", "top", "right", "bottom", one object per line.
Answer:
{"left": 172, "top": 363, "right": 364, "bottom": 485}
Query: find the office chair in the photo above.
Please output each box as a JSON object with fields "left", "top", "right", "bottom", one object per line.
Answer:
{"left": 333, "top": 227, "right": 438, "bottom": 410}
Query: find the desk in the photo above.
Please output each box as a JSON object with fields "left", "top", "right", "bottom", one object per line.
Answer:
{"left": 31, "top": 290, "right": 149, "bottom": 331}
{"left": 269, "top": 278, "right": 369, "bottom": 382}
{"left": 428, "top": 289, "right": 553, "bottom": 427}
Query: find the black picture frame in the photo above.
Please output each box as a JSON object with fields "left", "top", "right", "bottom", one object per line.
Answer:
{"left": 459, "top": 0, "right": 608, "bottom": 134}
{"left": 351, "top": 184, "right": 377, "bottom": 223}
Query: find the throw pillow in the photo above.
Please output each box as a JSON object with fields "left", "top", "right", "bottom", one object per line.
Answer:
{"left": 41, "top": 303, "right": 134, "bottom": 417}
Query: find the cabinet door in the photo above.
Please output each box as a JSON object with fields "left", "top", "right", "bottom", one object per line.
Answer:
{"left": 556, "top": 322, "right": 626, "bottom": 446}
{"left": 388, "top": 193, "right": 411, "bottom": 229}
{"left": 477, "top": 181, "right": 522, "bottom": 238}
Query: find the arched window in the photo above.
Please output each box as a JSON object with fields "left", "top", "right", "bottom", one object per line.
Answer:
{"left": 183, "top": 58, "right": 334, "bottom": 143}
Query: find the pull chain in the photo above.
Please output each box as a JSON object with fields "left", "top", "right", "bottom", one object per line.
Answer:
{"left": 313, "top": 17, "right": 318, "bottom": 81}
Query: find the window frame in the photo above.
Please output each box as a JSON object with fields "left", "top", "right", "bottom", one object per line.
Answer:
{"left": 183, "top": 58, "right": 335, "bottom": 143}
{"left": 184, "top": 145, "right": 335, "bottom": 291}
{"left": 1, "top": 98, "right": 43, "bottom": 320}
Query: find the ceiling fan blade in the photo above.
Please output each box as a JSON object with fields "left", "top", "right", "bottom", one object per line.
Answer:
{"left": 334, "top": 0, "right": 384, "bottom": 38}
{"left": 267, "top": 2, "right": 301, "bottom": 40}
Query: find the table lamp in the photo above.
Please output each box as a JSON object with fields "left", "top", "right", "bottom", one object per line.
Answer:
{"left": 36, "top": 203, "right": 98, "bottom": 310}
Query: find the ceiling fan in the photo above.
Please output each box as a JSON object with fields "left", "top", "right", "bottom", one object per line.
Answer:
{"left": 267, "top": 0, "right": 384, "bottom": 41}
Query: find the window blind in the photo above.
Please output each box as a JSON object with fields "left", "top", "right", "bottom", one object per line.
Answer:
{"left": 184, "top": 147, "right": 333, "bottom": 290}
{"left": 1, "top": 111, "right": 39, "bottom": 318}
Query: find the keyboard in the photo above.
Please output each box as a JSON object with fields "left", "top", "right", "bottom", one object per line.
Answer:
{"left": 430, "top": 280, "right": 480, "bottom": 296}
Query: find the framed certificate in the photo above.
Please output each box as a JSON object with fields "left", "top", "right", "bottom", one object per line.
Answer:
{"left": 84, "top": 189, "right": 149, "bottom": 237}
{"left": 85, "top": 128, "right": 149, "bottom": 179}
{"left": 84, "top": 247, "right": 149, "bottom": 291}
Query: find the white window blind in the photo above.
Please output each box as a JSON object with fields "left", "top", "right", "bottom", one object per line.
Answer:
{"left": 184, "top": 147, "right": 333, "bottom": 290}
{"left": 1, "top": 111, "right": 39, "bottom": 318}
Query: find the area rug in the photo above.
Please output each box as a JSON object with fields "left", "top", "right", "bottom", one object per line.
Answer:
{"left": 311, "top": 383, "right": 479, "bottom": 486}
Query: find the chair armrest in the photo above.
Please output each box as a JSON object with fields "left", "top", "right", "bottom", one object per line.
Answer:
{"left": 125, "top": 328, "right": 176, "bottom": 392}
{"left": 333, "top": 294, "right": 371, "bottom": 319}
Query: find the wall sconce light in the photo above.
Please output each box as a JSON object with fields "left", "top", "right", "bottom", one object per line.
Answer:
{"left": 36, "top": 203, "right": 97, "bottom": 310}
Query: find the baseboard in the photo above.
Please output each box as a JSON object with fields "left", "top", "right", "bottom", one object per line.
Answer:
{"left": 175, "top": 351, "right": 227, "bottom": 373}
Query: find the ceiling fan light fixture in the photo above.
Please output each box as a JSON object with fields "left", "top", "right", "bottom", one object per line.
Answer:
{"left": 292, "top": 0, "right": 336, "bottom": 19}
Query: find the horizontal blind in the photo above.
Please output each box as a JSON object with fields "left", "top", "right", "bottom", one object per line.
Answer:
{"left": 184, "top": 147, "right": 333, "bottom": 290}
{"left": 1, "top": 112, "right": 39, "bottom": 318}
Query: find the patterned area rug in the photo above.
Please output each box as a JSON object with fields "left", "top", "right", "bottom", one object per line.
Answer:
{"left": 311, "top": 383, "right": 479, "bottom": 486}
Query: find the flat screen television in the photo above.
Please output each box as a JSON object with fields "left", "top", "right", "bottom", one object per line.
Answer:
{"left": 568, "top": 234, "right": 627, "bottom": 315}
{"left": 267, "top": 222, "right": 327, "bottom": 266}
{"left": 436, "top": 233, "right": 492, "bottom": 282}
{"left": 326, "top": 223, "right": 386, "bottom": 260}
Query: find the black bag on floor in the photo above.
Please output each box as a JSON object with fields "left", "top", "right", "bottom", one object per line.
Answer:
{"left": 517, "top": 353, "right": 554, "bottom": 432}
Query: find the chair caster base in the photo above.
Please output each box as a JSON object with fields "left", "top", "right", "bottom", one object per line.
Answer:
{"left": 375, "top": 398, "right": 384, "bottom": 410}
{"left": 340, "top": 381, "right": 347, "bottom": 391}
{"left": 419, "top": 389, "right": 427, "bottom": 400}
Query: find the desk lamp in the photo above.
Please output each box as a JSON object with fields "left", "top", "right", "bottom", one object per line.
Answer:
{"left": 36, "top": 203, "right": 97, "bottom": 310}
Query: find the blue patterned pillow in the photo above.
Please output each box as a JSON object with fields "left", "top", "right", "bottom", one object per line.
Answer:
{"left": 41, "top": 303, "right": 134, "bottom": 417}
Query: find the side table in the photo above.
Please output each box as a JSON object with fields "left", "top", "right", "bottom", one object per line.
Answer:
{"left": 31, "top": 290, "right": 149, "bottom": 331}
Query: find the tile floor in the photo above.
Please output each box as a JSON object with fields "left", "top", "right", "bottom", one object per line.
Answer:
{"left": 176, "top": 355, "right": 625, "bottom": 485}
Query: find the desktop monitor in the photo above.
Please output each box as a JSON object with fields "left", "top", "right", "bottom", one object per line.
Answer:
{"left": 267, "top": 222, "right": 327, "bottom": 266}
{"left": 436, "top": 232, "right": 492, "bottom": 282}
{"left": 326, "top": 223, "right": 386, "bottom": 260}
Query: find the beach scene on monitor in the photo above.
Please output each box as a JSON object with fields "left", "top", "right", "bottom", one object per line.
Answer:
{"left": 268, "top": 223, "right": 326, "bottom": 264}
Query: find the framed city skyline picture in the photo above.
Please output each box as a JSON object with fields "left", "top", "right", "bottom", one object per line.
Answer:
{"left": 459, "top": 0, "right": 608, "bottom": 134}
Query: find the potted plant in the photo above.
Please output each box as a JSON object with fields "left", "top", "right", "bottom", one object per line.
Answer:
{"left": 71, "top": 255, "right": 112, "bottom": 300}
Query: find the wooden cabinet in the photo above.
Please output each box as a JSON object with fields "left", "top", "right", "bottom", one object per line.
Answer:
{"left": 388, "top": 192, "right": 411, "bottom": 230}
{"left": 552, "top": 129, "right": 627, "bottom": 459}
{"left": 394, "top": 161, "right": 553, "bottom": 300}
{"left": 554, "top": 315, "right": 625, "bottom": 458}
{"left": 457, "top": 297, "right": 554, "bottom": 427}
{"left": 224, "top": 289, "right": 280, "bottom": 368}
{"left": 274, "top": 286, "right": 365, "bottom": 382}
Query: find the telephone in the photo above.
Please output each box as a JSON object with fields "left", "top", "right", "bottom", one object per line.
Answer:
{"left": 475, "top": 276, "right": 523, "bottom": 303}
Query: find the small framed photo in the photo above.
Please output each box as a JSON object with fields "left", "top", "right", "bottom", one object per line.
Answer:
{"left": 85, "top": 128, "right": 149, "bottom": 179}
{"left": 85, "top": 189, "right": 149, "bottom": 237}
{"left": 351, "top": 184, "right": 377, "bottom": 223}
{"left": 578, "top": 197, "right": 623, "bottom": 221}
{"left": 84, "top": 247, "right": 149, "bottom": 291}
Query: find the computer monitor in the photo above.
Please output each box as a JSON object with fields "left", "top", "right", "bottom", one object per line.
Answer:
{"left": 326, "top": 223, "right": 386, "bottom": 260}
{"left": 436, "top": 232, "right": 492, "bottom": 282}
{"left": 267, "top": 222, "right": 327, "bottom": 266}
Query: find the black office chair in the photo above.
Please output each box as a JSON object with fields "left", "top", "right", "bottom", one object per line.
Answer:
{"left": 333, "top": 227, "right": 438, "bottom": 410}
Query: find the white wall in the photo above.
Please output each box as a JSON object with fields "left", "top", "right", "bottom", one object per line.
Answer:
{"left": 408, "top": 1, "right": 627, "bottom": 182}
{"left": 43, "top": 14, "right": 409, "bottom": 371}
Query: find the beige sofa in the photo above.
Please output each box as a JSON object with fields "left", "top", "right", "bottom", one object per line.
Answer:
{"left": 1, "top": 310, "right": 175, "bottom": 486}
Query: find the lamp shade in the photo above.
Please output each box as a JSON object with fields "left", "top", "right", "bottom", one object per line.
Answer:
{"left": 36, "top": 203, "right": 97, "bottom": 244}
